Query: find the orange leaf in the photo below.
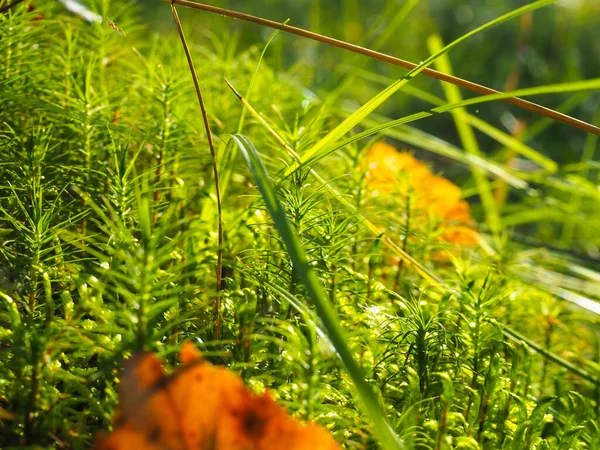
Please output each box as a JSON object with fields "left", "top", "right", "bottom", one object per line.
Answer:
{"left": 363, "top": 141, "right": 479, "bottom": 246}
{"left": 95, "top": 343, "right": 341, "bottom": 450}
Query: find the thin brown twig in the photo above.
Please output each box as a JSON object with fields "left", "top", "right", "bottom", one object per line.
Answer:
{"left": 170, "top": 2, "right": 224, "bottom": 339}
{"left": 165, "top": 0, "right": 600, "bottom": 137}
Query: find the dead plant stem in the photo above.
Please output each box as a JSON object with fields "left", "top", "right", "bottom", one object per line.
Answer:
{"left": 170, "top": 2, "right": 224, "bottom": 339}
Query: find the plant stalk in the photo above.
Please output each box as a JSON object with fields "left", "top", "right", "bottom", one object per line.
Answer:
{"left": 170, "top": 2, "right": 224, "bottom": 339}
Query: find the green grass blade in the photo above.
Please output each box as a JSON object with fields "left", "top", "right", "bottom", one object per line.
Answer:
{"left": 230, "top": 133, "right": 404, "bottom": 450}
{"left": 226, "top": 79, "right": 449, "bottom": 287}
{"left": 219, "top": 24, "right": 285, "bottom": 198}
{"left": 352, "top": 68, "right": 559, "bottom": 172}
{"left": 296, "top": 78, "right": 600, "bottom": 173}
{"left": 428, "top": 33, "right": 500, "bottom": 238}
{"left": 292, "top": 0, "right": 559, "bottom": 174}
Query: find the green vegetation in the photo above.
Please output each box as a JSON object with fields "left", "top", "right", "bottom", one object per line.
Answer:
{"left": 1, "top": 0, "right": 599, "bottom": 448}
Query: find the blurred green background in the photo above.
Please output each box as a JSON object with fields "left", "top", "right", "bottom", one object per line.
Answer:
{"left": 140, "top": 0, "right": 600, "bottom": 165}
{"left": 129, "top": 0, "right": 600, "bottom": 251}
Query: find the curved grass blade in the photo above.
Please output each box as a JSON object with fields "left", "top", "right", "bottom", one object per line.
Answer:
{"left": 428, "top": 33, "right": 500, "bottom": 238}
{"left": 351, "top": 69, "right": 558, "bottom": 172}
{"left": 230, "top": 133, "right": 404, "bottom": 450}
{"left": 225, "top": 79, "right": 446, "bottom": 286}
{"left": 291, "top": 0, "right": 561, "bottom": 171}
{"left": 294, "top": 78, "right": 600, "bottom": 174}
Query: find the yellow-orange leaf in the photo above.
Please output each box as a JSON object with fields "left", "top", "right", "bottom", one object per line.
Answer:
{"left": 95, "top": 342, "right": 341, "bottom": 450}
{"left": 363, "top": 142, "right": 479, "bottom": 246}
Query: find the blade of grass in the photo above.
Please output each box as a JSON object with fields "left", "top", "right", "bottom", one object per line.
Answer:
{"left": 351, "top": 68, "right": 558, "bottom": 172}
{"left": 428, "top": 33, "right": 501, "bottom": 240}
{"left": 225, "top": 79, "right": 446, "bottom": 287}
{"left": 220, "top": 23, "right": 286, "bottom": 198}
{"left": 296, "top": 0, "right": 562, "bottom": 172}
{"left": 350, "top": 70, "right": 595, "bottom": 160}
{"left": 295, "top": 77, "right": 600, "bottom": 175}
{"left": 165, "top": 0, "right": 600, "bottom": 137}
{"left": 230, "top": 133, "right": 404, "bottom": 450}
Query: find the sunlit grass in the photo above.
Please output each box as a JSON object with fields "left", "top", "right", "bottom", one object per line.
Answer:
{"left": 0, "top": 1, "right": 599, "bottom": 449}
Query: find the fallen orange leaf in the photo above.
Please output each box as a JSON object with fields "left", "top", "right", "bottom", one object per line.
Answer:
{"left": 95, "top": 342, "right": 341, "bottom": 450}
{"left": 363, "top": 142, "right": 479, "bottom": 246}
